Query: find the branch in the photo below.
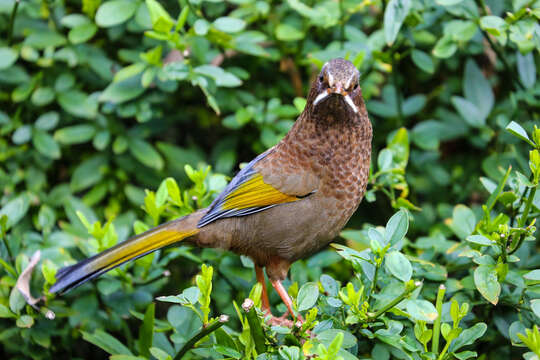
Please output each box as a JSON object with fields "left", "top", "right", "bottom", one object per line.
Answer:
{"left": 8, "top": 0, "right": 20, "bottom": 46}
{"left": 174, "top": 315, "right": 229, "bottom": 360}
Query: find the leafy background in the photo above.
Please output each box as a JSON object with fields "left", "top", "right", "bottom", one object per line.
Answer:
{"left": 0, "top": 0, "right": 539, "bottom": 359}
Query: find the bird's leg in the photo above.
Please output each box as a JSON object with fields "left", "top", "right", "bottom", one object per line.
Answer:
{"left": 255, "top": 265, "right": 271, "bottom": 315}
{"left": 271, "top": 279, "right": 304, "bottom": 324}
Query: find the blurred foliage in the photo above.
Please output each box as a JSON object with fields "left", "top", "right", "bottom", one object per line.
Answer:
{"left": 0, "top": 0, "right": 539, "bottom": 359}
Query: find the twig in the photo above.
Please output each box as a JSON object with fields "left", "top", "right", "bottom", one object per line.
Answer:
{"left": 0, "top": 221, "right": 14, "bottom": 266}
{"left": 390, "top": 49, "right": 403, "bottom": 124}
{"left": 280, "top": 58, "right": 304, "bottom": 98}
{"left": 368, "top": 281, "right": 420, "bottom": 320}
{"left": 340, "top": 0, "right": 345, "bottom": 50}
{"left": 7, "top": 0, "right": 20, "bottom": 46}
{"left": 367, "top": 257, "right": 382, "bottom": 304}
{"left": 431, "top": 284, "right": 446, "bottom": 354}
{"left": 175, "top": 315, "right": 229, "bottom": 359}
{"left": 242, "top": 299, "right": 266, "bottom": 354}
{"left": 518, "top": 186, "right": 536, "bottom": 228}
{"left": 474, "top": 0, "right": 525, "bottom": 91}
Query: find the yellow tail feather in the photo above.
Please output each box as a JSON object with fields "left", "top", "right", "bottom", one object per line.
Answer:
{"left": 50, "top": 218, "right": 199, "bottom": 294}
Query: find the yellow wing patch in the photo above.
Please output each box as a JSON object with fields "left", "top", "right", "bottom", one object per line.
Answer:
{"left": 222, "top": 173, "right": 299, "bottom": 210}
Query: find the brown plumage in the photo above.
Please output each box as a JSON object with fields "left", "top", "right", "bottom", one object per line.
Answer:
{"left": 50, "top": 58, "right": 372, "bottom": 323}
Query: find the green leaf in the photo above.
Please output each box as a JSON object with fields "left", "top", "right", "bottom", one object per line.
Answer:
{"left": 474, "top": 265, "right": 500, "bottom": 305}
{"left": 30, "top": 88, "right": 52, "bottom": 107}
{"left": 145, "top": 0, "right": 174, "bottom": 33}
{"left": 275, "top": 24, "right": 304, "bottom": 41}
{"left": 61, "top": 14, "right": 91, "bottom": 28}
{"left": 466, "top": 235, "right": 494, "bottom": 246}
{"left": 12, "top": 125, "right": 32, "bottom": 144}
{"left": 0, "top": 304, "right": 16, "bottom": 318}
{"left": 454, "top": 351, "right": 478, "bottom": 360}
{"left": 406, "top": 299, "right": 438, "bottom": 322}
{"left": 114, "top": 63, "right": 146, "bottom": 83}
{"left": 138, "top": 303, "right": 155, "bottom": 357}
{"left": 9, "top": 286, "right": 26, "bottom": 314}
{"left": 449, "top": 323, "right": 487, "bottom": 352}
{"left": 213, "top": 17, "right": 246, "bottom": 33}
{"left": 57, "top": 90, "right": 98, "bottom": 119}
{"left": 297, "top": 282, "right": 319, "bottom": 311}
{"left": 55, "top": 73, "right": 76, "bottom": 92}
{"left": 214, "top": 345, "right": 241, "bottom": 359}
{"left": 95, "top": 0, "right": 138, "bottom": 27}
{"left": 524, "top": 269, "right": 540, "bottom": 281}
{"left": 384, "top": 209, "right": 409, "bottom": 246}
{"left": 480, "top": 16, "right": 507, "bottom": 36}
{"left": 448, "top": 204, "right": 476, "bottom": 240}
{"left": 100, "top": 76, "right": 145, "bottom": 104}
{"left": 432, "top": 35, "right": 457, "bottom": 58}
{"left": 41, "top": 259, "right": 57, "bottom": 284}
{"left": 436, "top": 0, "right": 464, "bottom": 4}
{"left": 37, "top": 205, "right": 56, "bottom": 232}
{"left": 411, "top": 49, "right": 434, "bottom": 74}
{"left": 463, "top": 59, "right": 493, "bottom": 121}
{"left": 0, "top": 195, "right": 30, "bottom": 229}
{"left": 451, "top": 96, "right": 484, "bottom": 128}
{"left": 32, "top": 129, "right": 61, "bottom": 159}
{"left": 24, "top": 31, "right": 67, "bottom": 49}
{"left": 194, "top": 19, "right": 210, "bottom": 35}
{"left": 506, "top": 121, "right": 534, "bottom": 146}
{"left": 385, "top": 251, "right": 412, "bottom": 282}
{"left": 317, "top": 329, "right": 356, "bottom": 348}
{"left": 16, "top": 315, "right": 34, "bottom": 328}
{"left": 81, "top": 330, "right": 133, "bottom": 355}
{"left": 55, "top": 125, "right": 96, "bottom": 145}
{"left": 128, "top": 138, "right": 164, "bottom": 170}
{"left": 31, "top": 87, "right": 55, "bottom": 106}
{"left": 444, "top": 20, "right": 477, "bottom": 42}
{"left": 0, "top": 47, "right": 18, "bottom": 70}
{"left": 149, "top": 347, "right": 172, "bottom": 360}
{"left": 35, "top": 112, "right": 59, "bottom": 131}
{"left": 69, "top": 23, "right": 98, "bottom": 44}
{"left": 531, "top": 299, "right": 540, "bottom": 318}
{"left": 71, "top": 155, "right": 107, "bottom": 191}
{"left": 516, "top": 52, "right": 536, "bottom": 89}
{"left": 384, "top": 0, "right": 411, "bottom": 45}
{"left": 194, "top": 65, "right": 242, "bottom": 87}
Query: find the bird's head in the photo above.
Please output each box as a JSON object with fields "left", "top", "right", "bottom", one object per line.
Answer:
{"left": 309, "top": 58, "right": 362, "bottom": 118}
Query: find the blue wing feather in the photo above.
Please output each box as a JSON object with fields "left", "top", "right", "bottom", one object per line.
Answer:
{"left": 198, "top": 150, "right": 275, "bottom": 227}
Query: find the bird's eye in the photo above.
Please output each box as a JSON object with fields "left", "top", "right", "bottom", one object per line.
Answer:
{"left": 353, "top": 83, "right": 358, "bottom": 90}
{"left": 319, "top": 75, "right": 324, "bottom": 82}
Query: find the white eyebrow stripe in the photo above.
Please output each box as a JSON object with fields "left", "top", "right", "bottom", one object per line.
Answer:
{"left": 344, "top": 95, "right": 358, "bottom": 113}
{"left": 327, "top": 72, "right": 335, "bottom": 87}
{"left": 345, "top": 75, "right": 354, "bottom": 90}
{"left": 313, "top": 92, "right": 329, "bottom": 105}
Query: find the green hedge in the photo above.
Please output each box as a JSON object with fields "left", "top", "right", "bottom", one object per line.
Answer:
{"left": 0, "top": 0, "right": 539, "bottom": 359}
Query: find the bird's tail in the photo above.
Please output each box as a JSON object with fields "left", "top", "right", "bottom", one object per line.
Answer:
{"left": 50, "top": 213, "right": 201, "bottom": 294}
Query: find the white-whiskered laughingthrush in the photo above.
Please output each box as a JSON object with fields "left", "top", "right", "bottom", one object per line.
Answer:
{"left": 50, "top": 58, "right": 373, "bottom": 323}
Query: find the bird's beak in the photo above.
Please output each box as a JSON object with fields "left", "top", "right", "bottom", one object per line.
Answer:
{"left": 313, "top": 83, "right": 358, "bottom": 114}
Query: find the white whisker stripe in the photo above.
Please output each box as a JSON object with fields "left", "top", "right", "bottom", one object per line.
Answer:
{"left": 313, "top": 92, "right": 329, "bottom": 106}
{"left": 344, "top": 95, "right": 358, "bottom": 113}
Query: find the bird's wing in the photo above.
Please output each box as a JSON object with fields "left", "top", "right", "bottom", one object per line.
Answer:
{"left": 198, "top": 150, "right": 316, "bottom": 227}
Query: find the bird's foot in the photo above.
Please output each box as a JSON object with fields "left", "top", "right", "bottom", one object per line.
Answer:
{"left": 264, "top": 310, "right": 304, "bottom": 328}
{"left": 268, "top": 315, "right": 296, "bottom": 327}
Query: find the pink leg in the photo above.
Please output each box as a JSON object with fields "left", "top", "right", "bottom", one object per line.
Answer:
{"left": 271, "top": 279, "right": 304, "bottom": 323}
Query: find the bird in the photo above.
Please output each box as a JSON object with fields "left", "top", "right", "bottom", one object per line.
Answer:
{"left": 50, "top": 58, "right": 373, "bottom": 323}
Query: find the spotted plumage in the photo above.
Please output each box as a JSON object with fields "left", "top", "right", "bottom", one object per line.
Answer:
{"left": 50, "top": 58, "right": 373, "bottom": 324}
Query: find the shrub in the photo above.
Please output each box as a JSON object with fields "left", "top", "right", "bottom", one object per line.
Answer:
{"left": 0, "top": 0, "right": 539, "bottom": 359}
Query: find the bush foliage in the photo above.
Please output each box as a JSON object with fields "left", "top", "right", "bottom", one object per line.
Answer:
{"left": 0, "top": 0, "right": 539, "bottom": 359}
